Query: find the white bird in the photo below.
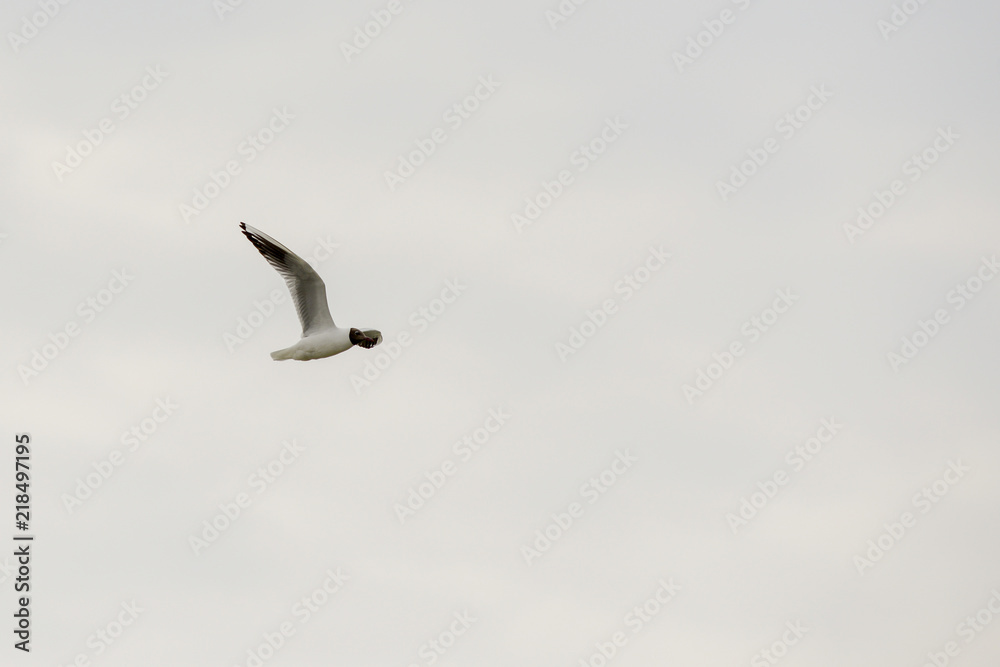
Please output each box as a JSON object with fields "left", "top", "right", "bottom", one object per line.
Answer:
{"left": 239, "top": 222, "right": 382, "bottom": 361}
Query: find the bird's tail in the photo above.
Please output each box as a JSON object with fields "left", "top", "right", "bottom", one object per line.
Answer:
{"left": 270, "top": 346, "right": 295, "bottom": 361}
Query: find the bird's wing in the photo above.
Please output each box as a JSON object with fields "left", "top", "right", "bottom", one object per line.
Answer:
{"left": 240, "top": 222, "right": 336, "bottom": 336}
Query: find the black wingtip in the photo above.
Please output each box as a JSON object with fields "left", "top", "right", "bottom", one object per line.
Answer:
{"left": 239, "top": 223, "right": 288, "bottom": 266}
{"left": 239, "top": 222, "right": 255, "bottom": 243}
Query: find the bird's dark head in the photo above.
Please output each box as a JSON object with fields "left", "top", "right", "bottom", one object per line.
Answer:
{"left": 349, "top": 328, "right": 377, "bottom": 349}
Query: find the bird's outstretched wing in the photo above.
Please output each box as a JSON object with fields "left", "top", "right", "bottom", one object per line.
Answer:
{"left": 240, "top": 222, "right": 336, "bottom": 337}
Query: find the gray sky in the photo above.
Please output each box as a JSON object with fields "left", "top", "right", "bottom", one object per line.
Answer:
{"left": 3, "top": 0, "right": 1000, "bottom": 665}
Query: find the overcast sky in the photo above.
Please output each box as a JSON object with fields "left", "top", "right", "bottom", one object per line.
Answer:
{"left": 3, "top": 0, "right": 1000, "bottom": 665}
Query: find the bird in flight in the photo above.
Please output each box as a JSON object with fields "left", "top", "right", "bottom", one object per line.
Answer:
{"left": 239, "top": 222, "right": 382, "bottom": 360}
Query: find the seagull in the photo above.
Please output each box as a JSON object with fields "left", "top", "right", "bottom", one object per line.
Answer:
{"left": 239, "top": 222, "right": 382, "bottom": 361}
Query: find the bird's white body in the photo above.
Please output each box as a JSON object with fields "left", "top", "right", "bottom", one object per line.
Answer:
{"left": 270, "top": 327, "right": 353, "bottom": 361}
{"left": 239, "top": 222, "right": 382, "bottom": 362}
